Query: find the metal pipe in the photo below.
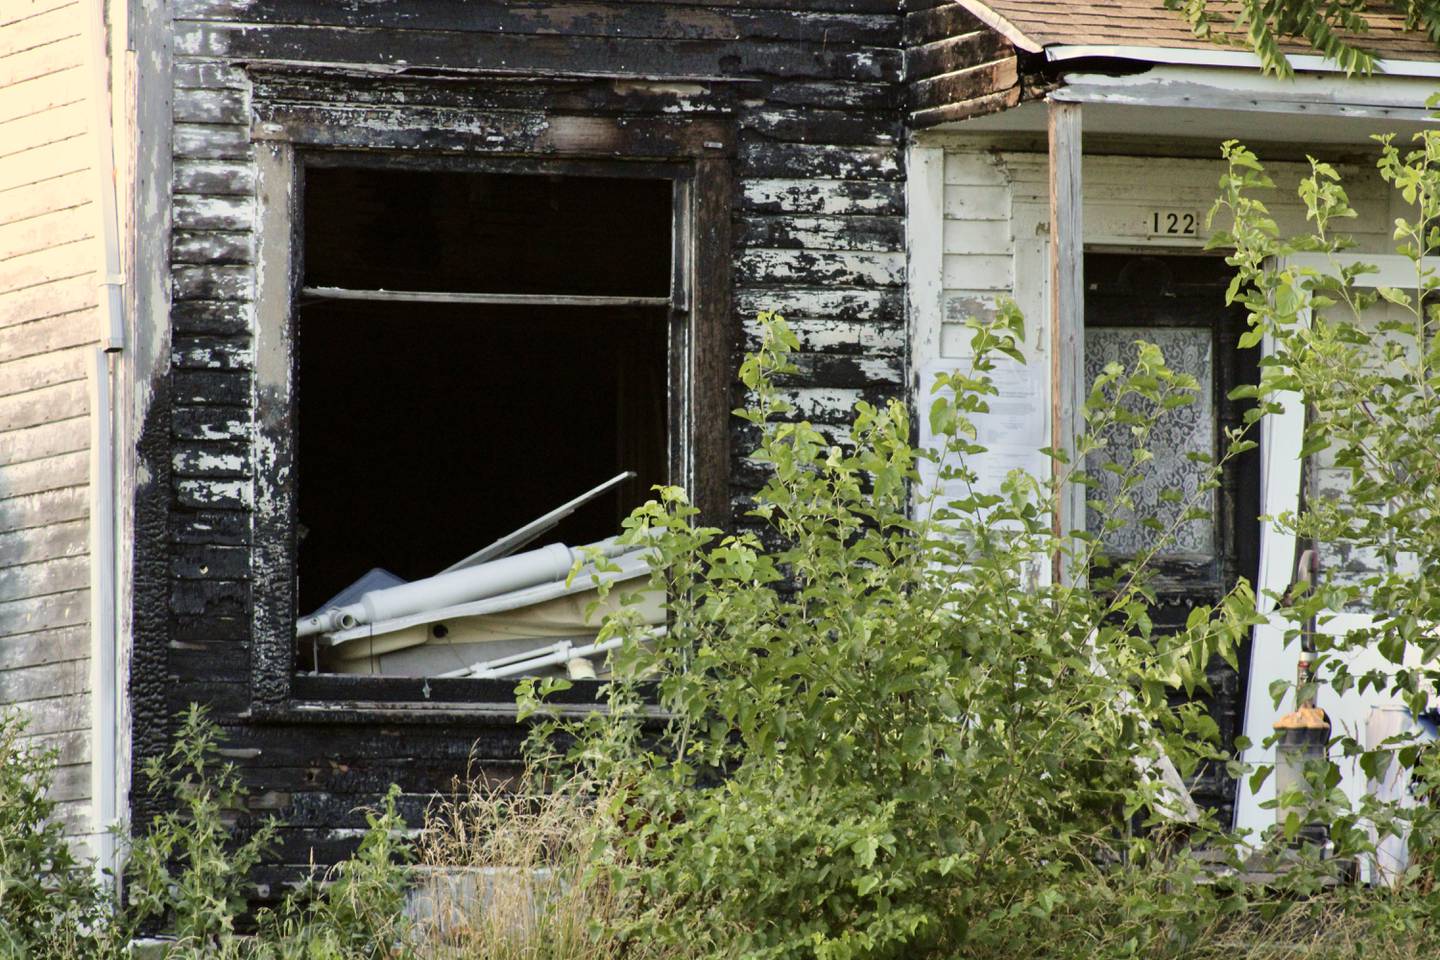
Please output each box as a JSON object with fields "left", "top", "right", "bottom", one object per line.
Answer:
{"left": 86, "top": 350, "right": 119, "bottom": 880}
{"left": 321, "top": 545, "right": 657, "bottom": 648}
{"left": 437, "top": 628, "right": 662, "bottom": 680}
{"left": 92, "top": 2, "right": 126, "bottom": 353}
{"left": 297, "top": 542, "right": 581, "bottom": 638}
{"left": 463, "top": 636, "right": 628, "bottom": 680}
{"left": 87, "top": 0, "right": 125, "bottom": 886}
{"left": 435, "top": 639, "right": 582, "bottom": 677}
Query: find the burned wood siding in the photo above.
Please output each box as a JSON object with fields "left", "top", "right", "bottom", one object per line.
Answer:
{"left": 139, "top": 0, "right": 906, "bottom": 880}
{"left": 904, "top": 0, "right": 1044, "bottom": 127}
{"left": 0, "top": 0, "right": 98, "bottom": 834}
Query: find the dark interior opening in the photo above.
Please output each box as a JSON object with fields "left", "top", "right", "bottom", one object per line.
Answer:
{"left": 303, "top": 166, "right": 673, "bottom": 297}
{"left": 296, "top": 166, "right": 673, "bottom": 616}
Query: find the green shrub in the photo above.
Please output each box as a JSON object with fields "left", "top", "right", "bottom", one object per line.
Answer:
{"left": 520, "top": 309, "right": 1262, "bottom": 960}
{"left": 257, "top": 785, "right": 416, "bottom": 960}
{"left": 0, "top": 709, "right": 114, "bottom": 959}
{"left": 1209, "top": 135, "right": 1440, "bottom": 940}
{"left": 126, "top": 704, "right": 282, "bottom": 957}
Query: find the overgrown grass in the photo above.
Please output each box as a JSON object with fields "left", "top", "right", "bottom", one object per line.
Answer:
{"left": 5, "top": 705, "right": 1440, "bottom": 959}
{"left": 411, "top": 772, "right": 640, "bottom": 960}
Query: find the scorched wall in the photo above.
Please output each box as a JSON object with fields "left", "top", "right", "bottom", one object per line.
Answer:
{"left": 134, "top": 0, "right": 909, "bottom": 890}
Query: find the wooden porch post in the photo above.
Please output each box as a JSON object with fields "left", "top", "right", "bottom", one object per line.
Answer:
{"left": 1048, "top": 99, "right": 1084, "bottom": 585}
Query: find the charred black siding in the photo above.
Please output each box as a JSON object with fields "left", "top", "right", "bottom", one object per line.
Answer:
{"left": 136, "top": 0, "right": 908, "bottom": 886}
{"left": 904, "top": 0, "right": 1050, "bottom": 127}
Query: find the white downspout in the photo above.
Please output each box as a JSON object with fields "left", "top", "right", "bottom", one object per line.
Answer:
{"left": 87, "top": 0, "right": 126, "bottom": 883}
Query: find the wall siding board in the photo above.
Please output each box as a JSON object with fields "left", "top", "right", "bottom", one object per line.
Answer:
{"left": 174, "top": 159, "right": 257, "bottom": 195}
{"left": 11, "top": 689, "right": 89, "bottom": 737}
{"left": 0, "top": 64, "right": 86, "bottom": 124}
{"left": 0, "top": 1, "right": 94, "bottom": 840}
{"left": 172, "top": 0, "right": 898, "bottom": 44}
{"left": 0, "top": 382, "right": 87, "bottom": 451}
{"left": 173, "top": 194, "right": 257, "bottom": 232}
{"left": 43, "top": 760, "right": 92, "bottom": 802}
{"left": 0, "top": 518, "right": 87, "bottom": 570}
{"left": 737, "top": 214, "right": 905, "bottom": 252}
{"left": 1, "top": 0, "right": 78, "bottom": 30}
{"left": 0, "top": 450, "right": 88, "bottom": 501}
{"left": 2, "top": 626, "right": 88, "bottom": 676}
{"left": 0, "top": 170, "right": 91, "bottom": 226}
{"left": 0, "top": 487, "right": 87, "bottom": 539}
{"left": 22, "top": 726, "right": 92, "bottom": 766}
{"left": 0, "top": 345, "right": 88, "bottom": 399}
{"left": 0, "top": 310, "right": 96, "bottom": 364}
{"left": 0, "top": 4, "right": 81, "bottom": 58}
{"left": 0, "top": 276, "right": 96, "bottom": 322}
{"left": 175, "top": 122, "right": 256, "bottom": 160}
{"left": 0, "top": 238, "right": 93, "bottom": 292}
{"left": 742, "top": 178, "right": 903, "bottom": 215}
{"left": 0, "top": 587, "right": 88, "bottom": 635}
{"left": 738, "top": 142, "right": 901, "bottom": 180}
{"left": 0, "top": 203, "right": 94, "bottom": 262}
{"left": 173, "top": 22, "right": 901, "bottom": 82}
{"left": 0, "top": 417, "right": 87, "bottom": 470}
{"left": 0, "top": 32, "right": 85, "bottom": 88}
{"left": 0, "top": 100, "right": 89, "bottom": 160}
{"left": 0, "top": 553, "right": 88, "bottom": 605}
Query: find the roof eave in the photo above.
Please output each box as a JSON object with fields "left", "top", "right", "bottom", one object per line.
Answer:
{"left": 953, "top": 0, "right": 1044, "bottom": 53}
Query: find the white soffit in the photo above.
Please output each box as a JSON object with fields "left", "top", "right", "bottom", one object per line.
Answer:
{"left": 947, "top": 65, "right": 1440, "bottom": 146}
{"left": 1051, "top": 65, "right": 1440, "bottom": 120}
{"left": 1045, "top": 44, "right": 1440, "bottom": 79}
{"left": 950, "top": 99, "right": 1437, "bottom": 146}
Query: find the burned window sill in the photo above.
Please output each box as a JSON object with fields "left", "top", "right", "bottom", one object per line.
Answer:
{"left": 249, "top": 675, "right": 664, "bottom": 726}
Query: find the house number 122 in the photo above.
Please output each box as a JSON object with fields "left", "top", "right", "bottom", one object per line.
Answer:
{"left": 1148, "top": 209, "right": 1199, "bottom": 237}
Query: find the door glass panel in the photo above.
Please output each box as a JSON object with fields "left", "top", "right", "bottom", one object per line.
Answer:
{"left": 1084, "top": 326, "right": 1215, "bottom": 561}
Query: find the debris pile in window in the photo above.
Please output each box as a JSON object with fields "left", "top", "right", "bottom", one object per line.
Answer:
{"left": 296, "top": 473, "right": 663, "bottom": 680}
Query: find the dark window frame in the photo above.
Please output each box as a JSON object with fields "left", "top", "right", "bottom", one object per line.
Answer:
{"left": 249, "top": 108, "right": 733, "bottom": 722}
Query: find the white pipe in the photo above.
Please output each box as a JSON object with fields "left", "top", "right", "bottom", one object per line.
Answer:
{"left": 438, "top": 627, "right": 662, "bottom": 681}
{"left": 320, "top": 546, "right": 657, "bottom": 648}
{"left": 456, "top": 636, "right": 628, "bottom": 681}
{"left": 297, "top": 542, "right": 580, "bottom": 637}
{"left": 86, "top": 0, "right": 125, "bottom": 886}
{"left": 437, "top": 638, "right": 580, "bottom": 679}
{"left": 91, "top": 0, "right": 126, "bottom": 352}
{"left": 86, "top": 351, "right": 119, "bottom": 879}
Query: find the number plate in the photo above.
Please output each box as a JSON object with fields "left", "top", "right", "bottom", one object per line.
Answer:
{"left": 1146, "top": 208, "right": 1200, "bottom": 238}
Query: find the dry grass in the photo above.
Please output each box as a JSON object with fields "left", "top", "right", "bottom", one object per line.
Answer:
{"left": 401, "top": 769, "right": 1440, "bottom": 960}
{"left": 409, "top": 772, "right": 648, "bottom": 960}
{"left": 1184, "top": 892, "right": 1440, "bottom": 960}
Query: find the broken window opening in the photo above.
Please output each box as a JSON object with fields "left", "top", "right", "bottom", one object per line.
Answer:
{"left": 294, "top": 163, "right": 679, "bottom": 682}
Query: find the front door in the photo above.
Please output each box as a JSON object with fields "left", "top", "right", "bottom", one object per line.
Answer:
{"left": 1084, "top": 252, "right": 1261, "bottom": 823}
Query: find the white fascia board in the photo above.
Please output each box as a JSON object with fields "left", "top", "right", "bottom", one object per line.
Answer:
{"left": 1049, "top": 65, "right": 1440, "bottom": 120}
{"left": 1045, "top": 44, "right": 1440, "bottom": 79}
